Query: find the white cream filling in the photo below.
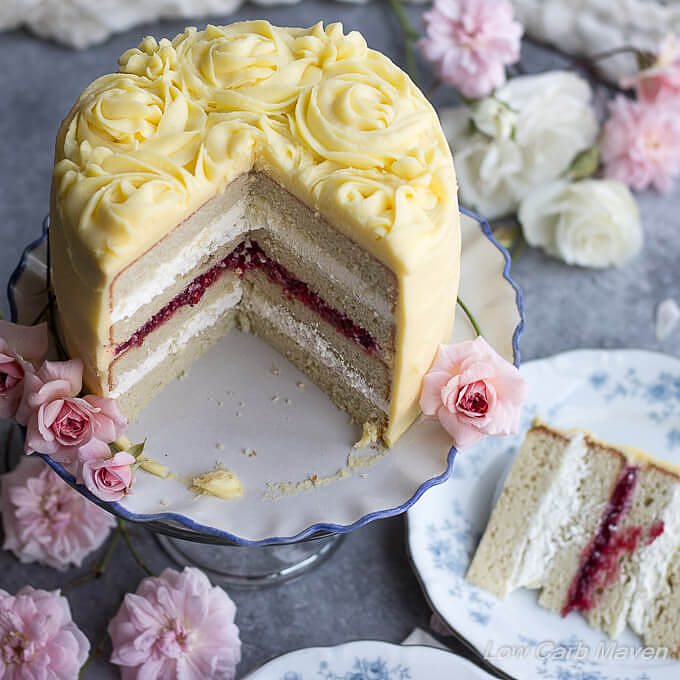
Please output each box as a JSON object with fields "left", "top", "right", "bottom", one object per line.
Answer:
{"left": 111, "top": 202, "right": 248, "bottom": 323}
{"left": 248, "top": 290, "right": 388, "bottom": 413}
{"left": 111, "top": 287, "right": 242, "bottom": 398}
{"left": 512, "top": 434, "right": 590, "bottom": 590}
{"left": 629, "top": 484, "right": 680, "bottom": 635}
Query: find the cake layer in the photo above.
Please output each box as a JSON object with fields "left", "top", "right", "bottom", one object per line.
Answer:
{"left": 642, "top": 549, "right": 680, "bottom": 656}
{"left": 110, "top": 175, "right": 250, "bottom": 326}
{"left": 110, "top": 273, "right": 242, "bottom": 397}
{"left": 114, "top": 305, "right": 239, "bottom": 418}
{"left": 245, "top": 271, "right": 391, "bottom": 402}
{"left": 242, "top": 287, "right": 388, "bottom": 427}
{"left": 584, "top": 465, "right": 680, "bottom": 638}
{"left": 538, "top": 438, "right": 628, "bottom": 614}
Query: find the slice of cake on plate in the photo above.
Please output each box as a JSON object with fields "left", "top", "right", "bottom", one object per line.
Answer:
{"left": 49, "top": 21, "right": 461, "bottom": 447}
{"left": 467, "top": 419, "right": 680, "bottom": 656}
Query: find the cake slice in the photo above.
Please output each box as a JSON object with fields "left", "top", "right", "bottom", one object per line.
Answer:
{"left": 467, "top": 419, "right": 680, "bottom": 656}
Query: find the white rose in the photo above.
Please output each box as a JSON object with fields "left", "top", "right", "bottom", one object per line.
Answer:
{"left": 439, "top": 71, "right": 599, "bottom": 219}
{"left": 470, "top": 97, "right": 517, "bottom": 141}
{"left": 518, "top": 179, "right": 643, "bottom": 268}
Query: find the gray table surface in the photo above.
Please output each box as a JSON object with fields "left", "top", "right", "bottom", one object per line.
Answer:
{"left": 1, "top": 2, "right": 679, "bottom": 678}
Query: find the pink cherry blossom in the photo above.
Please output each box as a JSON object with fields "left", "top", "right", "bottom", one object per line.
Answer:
{"left": 420, "top": 336, "right": 527, "bottom": 447}
{"left": 78, "top": 439, "right": 135, "bottom": 502}
{"left": 20, "top": 359, "right": 126, "bottom": 463}
{"left": 1, "top": 455, "right": 115, "bottom": 570}
{"left": 418, "top": 0, "right": 522, "bottom": 99}
{"left": 0, "top": 321, "right": 48, "bottom": 421}
{"left": 108, "top": 567, "right": 241, "bottom": 680}
{"left": 0, "top": 585, "right": 89, "bottom": 679}
{"left": 601, "top": 95, "right": 680, "bottom": 193}
{"left": 621, "top": 35, "right": 680, "bottom": 103}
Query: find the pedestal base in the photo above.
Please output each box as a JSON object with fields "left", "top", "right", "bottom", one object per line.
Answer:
{"left": 155, "top": 532, "right": 345, "bottom": 588}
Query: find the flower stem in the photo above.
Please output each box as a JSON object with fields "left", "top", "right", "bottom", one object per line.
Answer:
{"left": 387, "top": 0, "right": 421, "bottom": 86}
{"left": 63, "top": 528, "right": 122, "bottom": 592}
{"left": 79, "top": 632, "right": 108, "bottom": 678}
{"left": 118, "top": 518, "right": 153, "bottom": 576}
{"left": 457, "top": 297, "right": 482, "bottom": 337}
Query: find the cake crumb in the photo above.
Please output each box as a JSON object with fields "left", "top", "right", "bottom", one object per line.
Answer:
{"left": 239, "top": 401, "right": 245, "bottom": 407}
{"left": 271, "top": 366, "right": 280, "bottom": 376}
{"left": 271, "top": 395, "right": 279, "bottom": 403}
{"left": 226, "top": 391, "right": 234, "bottom": 396}
{"left": 296, "top": 382, "right": 306, "bottom": 390}
{"left": 264, "top": 468, "right": 350, "bottom": 500}
{"left": 216, "top": 443, "right": 224, "bottom": 450}
{"left": 285, "top": 399, "right": 292, "bottom": 405}
{"left": 217, "top": 400, "right": 223, "bottom": 407}
{"left": 353, "top": 421, "right": 379, "bottom": 449}
{"left": 235, "top": 411, "right": 241, "bottom": 417}
{"left": 348, "top": 446, "right": 388, "bottom": 471}
{"left": 137, "top": 456, "right": 173, "bottom": 479}
{"left": 177, "top": 369, "right": 189, "bottom": 381}
{"left": 160, "top": 498, "right": 169, "bottom": 506}
{"left": 360, "top": 473, "right": 368, "bottom": 479}
{"left": 241, "top": 447, "right": 257, "bottom": 457}
{"left": 191, "top": 469, "right": 244, "bottom": 499}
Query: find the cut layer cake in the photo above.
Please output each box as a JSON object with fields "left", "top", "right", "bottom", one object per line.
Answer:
{"left": 467, "top": 419, "right": 680, "bottom": 657}
{"left": 49, "top": 21, "right": 461, "bottom": 446}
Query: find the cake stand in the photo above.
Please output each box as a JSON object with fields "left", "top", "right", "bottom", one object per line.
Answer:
{"left": 6, "top": 208, "right": 524, "bottom": 586}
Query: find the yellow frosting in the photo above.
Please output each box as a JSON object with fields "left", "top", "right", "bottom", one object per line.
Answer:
{"left": 50, "top": 21, "right": 460, "bottom": 445}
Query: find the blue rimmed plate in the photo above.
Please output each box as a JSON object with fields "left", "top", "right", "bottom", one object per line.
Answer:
{"left": 407, "top": 349, "right": 680, "bottom": 680}
{"left": 7, "top": 209, "right": 523, "bottom": 545}
{"left": 242, "top": 639, "right": 495, "bottom": 679}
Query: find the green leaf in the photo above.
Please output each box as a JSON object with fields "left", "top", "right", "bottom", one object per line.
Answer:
{"left": 109, "top": 441, "right": 123, "bottom": 454}
{"left": 127, "top": 441, "right": 146, "bottom": 459}
{"left": 636, "top": 50, "right": 657, "bottom": 71}
{"left": 564, "top": 145, "right": 600, "bottom": 181}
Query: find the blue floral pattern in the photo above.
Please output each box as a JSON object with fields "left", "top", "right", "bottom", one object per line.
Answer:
{"left": 409, "top": 351, "right": 680, "bottom": 680}
{"left": 279, "top": 657, "right": 411, "bottom": 680}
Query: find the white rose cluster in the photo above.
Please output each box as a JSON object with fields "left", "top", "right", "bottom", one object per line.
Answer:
{"left": 439, "top": 70, "right": 644, "bottom": 268}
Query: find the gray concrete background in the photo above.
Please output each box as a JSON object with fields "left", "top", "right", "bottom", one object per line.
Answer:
{"left": 0, "top": 2, "right": 678, "bottom": 678}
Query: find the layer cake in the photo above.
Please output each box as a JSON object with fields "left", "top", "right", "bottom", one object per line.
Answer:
{"left": 49, "top": 21, "right": 461, "bottom": 446}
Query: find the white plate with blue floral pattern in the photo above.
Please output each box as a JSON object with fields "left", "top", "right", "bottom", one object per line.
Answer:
{"left": 407, "top": 349, "right": 680, "bottom": 680}
{"left": 242, "top": 640, "right": 495, "bottom": 679}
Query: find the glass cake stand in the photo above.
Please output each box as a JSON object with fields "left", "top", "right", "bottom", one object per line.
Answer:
{"left": 5, "top": 210, "right": 523, "bottom": 587}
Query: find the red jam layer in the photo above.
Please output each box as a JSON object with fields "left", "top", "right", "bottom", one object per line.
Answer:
{"left": 114, "top": 241, "right": 379, "bottom": 357}
{"left": 562, "top": 466, "right": 665, "bottom": 617}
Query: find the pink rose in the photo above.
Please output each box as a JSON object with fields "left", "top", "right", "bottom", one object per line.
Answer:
{"left": 79, "top": 438, "right": 135, "bottom": 502}
{"left": 109, "top": 567, "right": 241, "bottom": 680}
{"left": 420, "top": 336, "right": 527, "bottom": 447}
{"left": 1, "top": 456, "right": 115, "bottom": 570}
{"left": 418, "top": 0, "right": 523, "bottom": 99}
{"left": 0, "top": 585, "right": 89, "bottom": 679}
{"left": 20, "top": 359, "right": 126, "bottom": 463}
{"left": 0, "top": 321, "right": 48, "bottom": 421}
{"left": 601, "top": 95, "right": 680, "bottom": 193}
{"left": 621, "top": 35, "right": 680, "bottom": 104}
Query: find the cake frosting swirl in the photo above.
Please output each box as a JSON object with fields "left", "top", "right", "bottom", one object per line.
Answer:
{"left": 53, "top": 20, "right": 456, "bottom": 279}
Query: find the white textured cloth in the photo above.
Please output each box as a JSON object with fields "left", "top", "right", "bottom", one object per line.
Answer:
{"left": 0, "top": 0, "right": 425, "bottom": 49}
{"left": 511, "top": 0, "right": 680, "bottom": 81}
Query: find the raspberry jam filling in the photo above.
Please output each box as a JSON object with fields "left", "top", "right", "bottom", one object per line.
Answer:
{"left": 561, "top": 466, "right": 665, "bottom": 617}
{"left": 114, "top": 241, "right": 380, "bottom": 357}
